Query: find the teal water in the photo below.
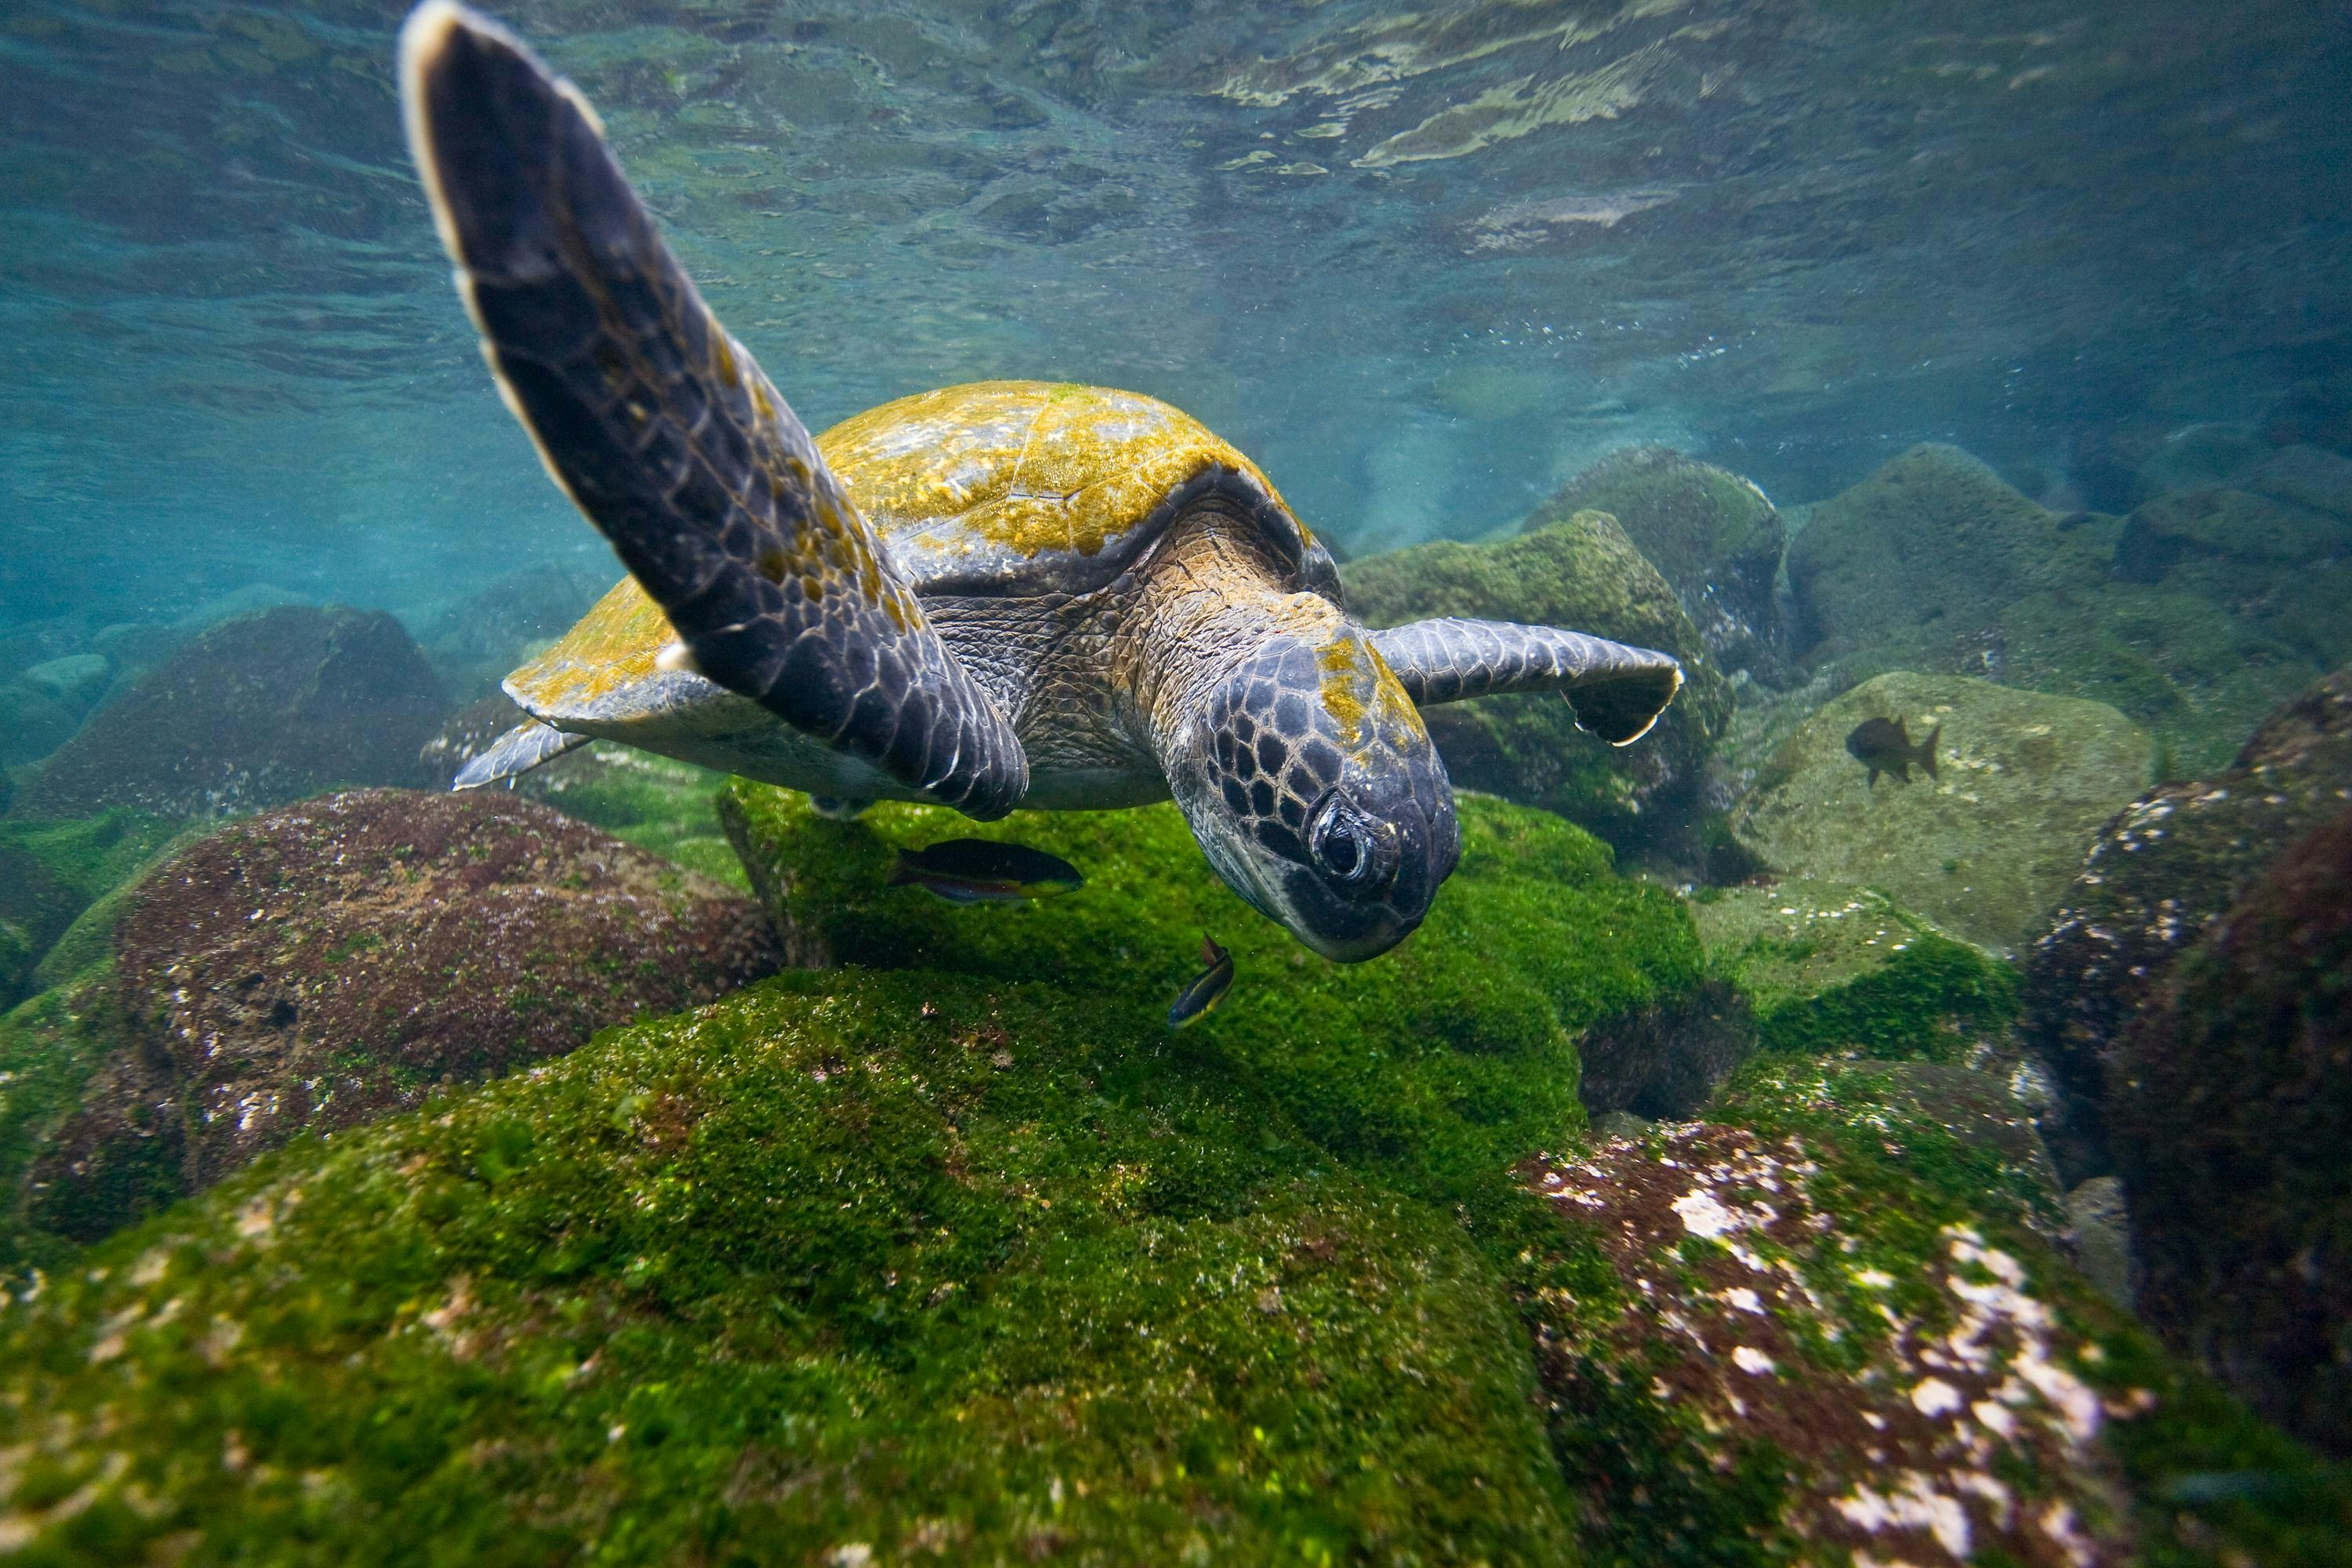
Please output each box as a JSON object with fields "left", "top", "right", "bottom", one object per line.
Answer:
{"left": 3, "top": 0, "right": 2347, "bottom": 636}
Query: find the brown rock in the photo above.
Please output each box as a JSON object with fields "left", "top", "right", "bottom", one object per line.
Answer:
{"left": 24, "top": 605, "right": 449, "bottom": 818}
{"left": 24, "top": 789, "right": 782, "bottom": 1240}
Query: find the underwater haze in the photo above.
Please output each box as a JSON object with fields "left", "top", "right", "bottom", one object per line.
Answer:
{"left": 5, "top": 2, "right": 2352, "bottom": 1563}
{"left": 4, "top": 0, "right": 2349, "bottom": 630}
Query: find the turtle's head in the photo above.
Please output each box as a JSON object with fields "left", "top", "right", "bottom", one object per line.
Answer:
{"left": 1164, "top": 605, "right": 1460, "bottom": 962}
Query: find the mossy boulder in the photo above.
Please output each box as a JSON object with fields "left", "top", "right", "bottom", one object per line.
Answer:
{"left": 2114, "top": 485, "right": 2352, "bottom": 673}
{"left": 0, "top": 976, "right": 143, "bottom": 1276}
{"left": 1732, "top": 673, "right": 2153, "bottom": 952}
{"left": 2108, "top": 809, "right": 2352, "bottom": 1458}
{"left": 0, "top": 810, "right": 182, "bottom": 1010}
{"left": 719, "top": 782, "right": 1742, "bottom": 1131}
{"left": 1786, "top": 445, "right": 2339, "bottom": 775}
{"left": 0, "top": 969, "right": 1584, "bottom": 1563}
{"left": 23, "top": 606, "right": 448, "bottom": 818}
{"left": 1691, "top": 879, "right": 2020, "bottom": 1065}
{"left": 2023, "top": 662, "right": 2352, "bottom": 1181}
{"left": 1342, "top": 509, "right": 1733, "bottom": 868}
{"left": 1786, "top": 445, "right": 2110, "bottom": 671}
{"left": 1528, "top": 445, "right": 1788, "bottom": 678}
{"left": 11, "top": 789, "right": 782, "bottom": 1251}
{"left": 3, "top": 947, "right": 2335, "bottom": 1561}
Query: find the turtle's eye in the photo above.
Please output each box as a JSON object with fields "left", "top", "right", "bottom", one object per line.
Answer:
{"left": 1308, "top": 791, "right": 1398, "bottom": 900}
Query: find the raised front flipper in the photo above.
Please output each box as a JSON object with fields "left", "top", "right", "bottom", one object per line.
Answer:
{"left": 1369, "top": 619, "right": 1683, "bottom": 746}
{"left": 399, "top": 2, "right": 1027, "bottom": 818}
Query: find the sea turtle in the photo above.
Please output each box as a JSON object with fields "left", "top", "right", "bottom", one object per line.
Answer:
{"left": 401, "top": 2, "right": 1685, "bottom": 962}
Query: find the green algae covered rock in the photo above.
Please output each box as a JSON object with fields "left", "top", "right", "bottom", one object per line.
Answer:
{"left": 0, "top": 809, "right": 182, "bottom": 1010}
{"left": 1529, "top": 445, "right": 1788, "bottom": 677}
{"left": 1786, "top": 445, "right": 2347, "bottom": 775}
{"left": 0, "top": 976, "right": 147, "bottom": 1276}
{"left": 1732, "top": 673, "right": 2154, "bottom": 952}
{"left": 1787, "top": 445, "right": 2111, "bottom": 671}
{"left": 719, "top": 782, "right": 1732, "bottom": 1143}
{"left": 1690, "top": 879, "right": 2019, "bottom": 1063}
{"left": 0, "top": 970, "right": 1578, "bottom": 1563}
{"left": 1342, "top": 509, "right": 1733, "bottom": 867}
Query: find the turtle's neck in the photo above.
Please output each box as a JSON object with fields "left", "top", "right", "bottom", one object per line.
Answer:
{"left": 1121, "top": 507, "right": 1348, "bottom": 770}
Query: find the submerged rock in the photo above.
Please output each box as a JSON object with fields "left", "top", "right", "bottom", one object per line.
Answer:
{"left": 0, "top": 931, "right": 2327, "bottom": 1559}
{"left": 0, "top": 810, "right": 182, "bottom": 1011}
{"left": 23, "top": 605, "right": 449, "bottom": 818}
{"left": 717, "top": 782, "right": 1740, "bottom": 1123}
{"left": 17, "top": 652, "right": 111, "bottom": 717}
{"left": 2108, "top": 809, "right": 2352, "bottom": 1458}
{"left": 1527, "top": 445, "right": 1788, "bottom": 679}
{"left": 13, "top": 789, "right": 780, "bottom": 1247}
{"left": 1787, "top": 445, "right": 2342, "bottom": 775}
{"left": 1342, "top": 508, "right": 1732, "bottom": 867}
{"left": 1731, "top": 673, "right": 2154, "bottom": 951}
{"left": 1690, "top": 878, "right": 2020, "bottom": 1065}
{"left": 2022, "top": 662, "right": 2352, "bottom": 1180}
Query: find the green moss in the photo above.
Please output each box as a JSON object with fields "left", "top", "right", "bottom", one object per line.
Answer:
{"left": 0, "top": 969, "right": 1579, "bottom": 1562}
{"left": 0, "top": 974, "right": 146, "bottom": 1276}
{"left": 1693, "top": 881, "right": 2019, "bottom": 1062}
{"left": 720, "top": 784, "right": 1704, "bottom": 1207}
{"left": 1710, "top": 1055, "right": 2352, "bottom": 1566}
{"left": 522, "top": 750, "right": 746, "bottom": 891}
{"left": 0, "top": 809, "right": 181, "bottom": 1004}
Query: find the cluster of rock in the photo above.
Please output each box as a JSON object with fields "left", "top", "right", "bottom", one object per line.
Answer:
{"left": 6, "top": 767, "right": 2324, "bottom": 1561}
{"left": 2020, "top": 666, "right": 2352, "bottom": 1454}
{"left": 2, "top": 414, "right": 2349, "bottom": 1553}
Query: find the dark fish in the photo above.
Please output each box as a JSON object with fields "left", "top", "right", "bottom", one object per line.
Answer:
{"left": 887, "top": 838, "right": 1083, "bottom": 903}
{"left": 1167, "top": 936, "right": 1235, "bottom": 1029}
{"left": 1846, "top": 717, "right": 1940, "bottom": 788}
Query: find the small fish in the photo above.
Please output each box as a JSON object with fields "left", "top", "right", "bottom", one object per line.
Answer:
{"left": 1167, "top": 936, "right": 1235, "bottom": 1029}
{"left": 887, "top": 838, "right": 1083, "bottom": 903}
{"left": 1846, "top": 717, "right": 1940, "bottom": 788}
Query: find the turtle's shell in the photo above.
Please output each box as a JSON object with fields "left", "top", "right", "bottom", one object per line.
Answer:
{"left": 508, "top": 380, "right": 1337, "bottom": 717}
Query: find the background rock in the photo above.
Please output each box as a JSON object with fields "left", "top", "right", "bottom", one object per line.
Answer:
{"left": 2109, "top": 809, "right": 2352, "bottom": 1457}
{"left": 2023, "top": 662, "right": 2352, "bottom": 1181}
{"left": 16, "top": 789, "right": 781, "bottom": 1247}
{"left": 23, "top": 606, "right": 449, "bottom": 818}
{"left": 1690, "top": 879, "right": 2020, "bottom": 1066}
{"left": 1786, "top": 445, "right": 2341, "bottom": 775}
{"left": 1523, "top": 446, "right": 1788, "bottom": 680}
{"left": 0, "top": 810, "right": 182, "bottom": 1011}
{"left": 1731, "top": 673, "right": 2153, "bottom": 951}
{"left": 1343, "top": 508, "right": 1731, "bottom": 868}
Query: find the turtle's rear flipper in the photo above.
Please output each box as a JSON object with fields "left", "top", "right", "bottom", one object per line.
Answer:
{"left": 399, "top": 2, "right": 1028, "bottom": 819}
{"left": 452, "top": 719, "right": 590, "bottom": 790}
{"left": 1370, "top": 619, "right": 1684, "bottom": 746}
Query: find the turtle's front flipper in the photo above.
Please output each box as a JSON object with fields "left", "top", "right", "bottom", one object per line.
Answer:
{"left": 1370, "top": 619, "right": 1683, "bottom": 745}
{"left": 452, "top": 718, "right": 590, "bottom": 789}
{"left": 399, "top": 2, "right": 1027, "bottom": 819}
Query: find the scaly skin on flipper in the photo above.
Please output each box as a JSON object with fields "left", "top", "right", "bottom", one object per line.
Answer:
{"left": 1367, "top": 619, "right": 1684, "bottom": 746}
{"left": 399, "top": 2, "right": 1027, "bottom": 818}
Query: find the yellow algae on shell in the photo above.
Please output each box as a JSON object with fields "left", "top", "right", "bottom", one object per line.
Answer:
{"left": 822, "top": 379, "right": 1301, "bottom": 563}
{"left": 507, "top": 572, "right": 676, "bottom": 711}
{"left": 510, "top": 380, "right": 1307, "bottom": 716}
